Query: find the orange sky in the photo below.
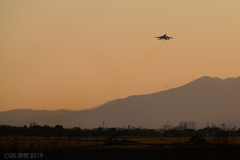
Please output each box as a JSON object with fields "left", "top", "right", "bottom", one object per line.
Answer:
{"left": 1, "top": 0, "right": 240, "bottom": 111}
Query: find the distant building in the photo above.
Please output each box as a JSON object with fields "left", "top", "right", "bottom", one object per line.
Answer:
{"left": 174, "top": 125, "right": 186, "bottom": 131}
{"left": 207, "top": 122, "right": 211, "bottom": 128}
{"left": 30, "top": 122, "right": 36, "bottom": 127}
{"left": 179, "top": 121, "right": 196, "bottom": 130}
{"left": 163, "top": 121, "right": 172, "bottom": 130}
{"left": 233, "top": 124, "right": 238, "bottom": 131}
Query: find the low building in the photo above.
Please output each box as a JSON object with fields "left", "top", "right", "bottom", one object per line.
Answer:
{"left": 163, "top": 121, "right": 172, "bottom": 130}
{"left": 232, "top": 124, "right": 238, "bottom": 131}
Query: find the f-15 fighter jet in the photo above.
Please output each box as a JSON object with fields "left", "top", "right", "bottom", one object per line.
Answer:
{"left": 155, "top": 34, "right": 173, "bottom": 40}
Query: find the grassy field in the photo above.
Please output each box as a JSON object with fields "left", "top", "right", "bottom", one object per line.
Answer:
{"left": 134, "top": 137, "right": 240, "bottom": 144}
{"left": 1, "top": 136, "right": 240, "bottom": 160}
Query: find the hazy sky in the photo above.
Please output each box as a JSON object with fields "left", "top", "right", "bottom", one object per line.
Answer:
{"left": 1, "top": 0, "right": 240, "bottom": 111}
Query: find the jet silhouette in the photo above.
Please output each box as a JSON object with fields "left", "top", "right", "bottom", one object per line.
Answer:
{"left": 155, "top": 34, "right": 173, "bottom": 40}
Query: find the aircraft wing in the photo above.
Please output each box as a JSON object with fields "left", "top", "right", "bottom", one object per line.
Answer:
{"left": 155, "top": 36, "right": 163, "bottom": 39}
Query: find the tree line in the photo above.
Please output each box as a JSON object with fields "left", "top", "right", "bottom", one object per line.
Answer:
{"left": 0, "top": 125, "right": 239, "bottom": 138}
{"left": 0, "top": 125, "right": 161, "bottom": 137}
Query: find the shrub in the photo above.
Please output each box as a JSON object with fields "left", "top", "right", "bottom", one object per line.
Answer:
{"left": 187, "top": 135, "right": 207, "bottom": 144}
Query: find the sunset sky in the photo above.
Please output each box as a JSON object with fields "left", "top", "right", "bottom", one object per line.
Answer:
{"left": 1, "top": 0, "right": 240, "bottom": 111}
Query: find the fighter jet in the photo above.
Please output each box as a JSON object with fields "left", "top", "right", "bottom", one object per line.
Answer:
{"left": 155, "top": 34, "right": 173, "bottom": 40}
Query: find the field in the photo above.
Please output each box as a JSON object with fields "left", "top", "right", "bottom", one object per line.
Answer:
{"left": 1, "top": 136, "right": 240, "bottom": 160}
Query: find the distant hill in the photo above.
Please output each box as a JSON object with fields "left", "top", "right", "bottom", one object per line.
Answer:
{"left": 1, "top": 76, "right": 240, "bottom": 129}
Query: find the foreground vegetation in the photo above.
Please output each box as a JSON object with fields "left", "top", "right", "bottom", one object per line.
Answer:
{"left": 0, "top": 125, "right": 161, "bottom": 137}
{"left": 1, "top": 125, "right": 240, "bottom": 159}
{"left": 1, "top": 136, "right": 240, "bottom": 160}
{"left": 1, "top": 124, "right": 240, "bottom": 137}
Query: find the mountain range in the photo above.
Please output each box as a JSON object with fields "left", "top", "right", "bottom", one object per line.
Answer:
{"left": 1, "top": 76, "right": 240, "bottom": 129}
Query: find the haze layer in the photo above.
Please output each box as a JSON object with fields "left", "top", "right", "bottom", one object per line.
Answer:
{"left": 1, "top": 1, "right": 240, "bottom": 111}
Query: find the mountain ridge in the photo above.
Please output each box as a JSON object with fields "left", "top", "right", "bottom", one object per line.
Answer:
{"left": 1, "top": 76, "right": 240, "bottom": 129}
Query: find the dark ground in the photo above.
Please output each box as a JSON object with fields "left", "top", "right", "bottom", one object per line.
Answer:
{"left": 1, "top": 140, "right": 240, "bottom": 160}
